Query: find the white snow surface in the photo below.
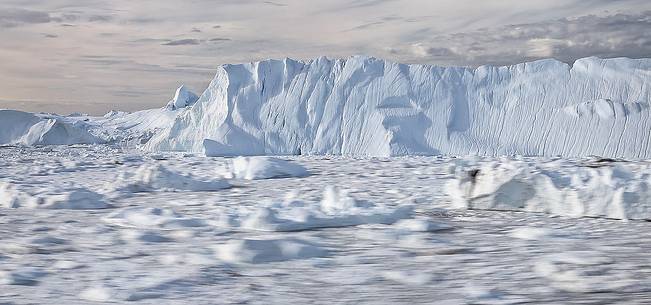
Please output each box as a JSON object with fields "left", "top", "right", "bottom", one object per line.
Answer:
{"left": 147, "top": 56, "right": 651, "bottom": 158}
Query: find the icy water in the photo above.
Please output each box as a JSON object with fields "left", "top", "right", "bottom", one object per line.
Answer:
{"left": 1, "top": 145, "right": 650, "bottom": 304}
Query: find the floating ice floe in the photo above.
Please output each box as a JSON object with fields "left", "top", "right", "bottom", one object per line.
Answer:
{"left": 103, "top": 207, "right": 207, "bottom": 229}
{"left": 219, "top": 156, "right": 309, "bottom": 180}
{"left": 111, "top": 163, "right": 230, "bottom": 193}
{"left": 213, "top": 238, "right": 327, "bottom": 264}
{"left": 446, "top": 160, "right": 651, "bottom": 220}
{"left": 237, "top": 186, "right": 413, "bottom": 232}
{"left": 0, "top": 182, "right": 109, "bottom": 210}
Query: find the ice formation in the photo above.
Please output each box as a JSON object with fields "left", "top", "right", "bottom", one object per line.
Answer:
{"left": 0, "top": 182, "right": 109, "bottom": 210}
{"left": 147, "top": 56, "right": 651, "bottom": 158}
{"left": 111, "top": 163, "right": 231, "bottom": 193}
{"left": 0, "top": 110, "right": 103, "bottom": 146}
{"left": 103, "top": 207, "right": 207, "bottom": 229}
{"left": 237, "top": 186, "right": 414, "bottom": 232}
{"left": 446, "top": 160, "right": 651, "bottom": 220}
{"left": 166, "top": 85, "right": 199, "bottom": 110}
{"left": 219, "top": 156, "right": 309, "bottom": 180}
{"left": 213, "top": 238, "right": 327, "bottom": 264}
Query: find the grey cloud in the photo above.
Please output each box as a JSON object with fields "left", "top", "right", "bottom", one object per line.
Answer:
{"left": 88, "top": 15, "right": 113, "bottom": 22}
{"left": 209, "top": 38, "right": 231, "bottom": 42}
{"left": 399, "top": 11, "right": 651, "bottom": 66}
{"left": 162, "top": 39, "right": 201, "bottom": 46}
{"left": 263, "top": 1, "right": 288, "bottom": 7}
{"left": 0, "top": 8, "right": 51, "bottom": 27}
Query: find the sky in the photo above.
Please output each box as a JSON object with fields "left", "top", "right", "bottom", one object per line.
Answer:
{"left": 1, "top": 0, "right": 650, "bottom": 115}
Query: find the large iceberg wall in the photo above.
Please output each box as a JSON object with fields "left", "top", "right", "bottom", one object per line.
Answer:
{"left": 147, "top": 56, "right": 651, "bottom": 158}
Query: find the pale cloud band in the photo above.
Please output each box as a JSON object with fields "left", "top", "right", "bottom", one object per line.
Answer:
{"left": 0, "top": 0, "right": 649, "bottom": 114}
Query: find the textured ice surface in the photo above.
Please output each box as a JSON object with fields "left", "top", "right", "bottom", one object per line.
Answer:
{"left": 166, "top": 85, "right": 199, "bottom": 110}
{"left": 219, "top": 156, "right": 309, "bottom": 180}
{"left": 111, "top": 163, "right": 231, "bottom": 194}
{"left": 0, "top": 110, "right": 103, "bottom": 145}
{"left": 446, "top": 159, "right": 651, "bottom": 220}
{"left": 0, "top": 182, "right": 108, "bottom": 210}
{"left": 213, "top": 238, "right": 327, "bottom": 264}
{"left": 2, "top": 146, "right": 651, "bottom": 304}
{"left": 147, "top": 56, "right": 651, "bottom": 158}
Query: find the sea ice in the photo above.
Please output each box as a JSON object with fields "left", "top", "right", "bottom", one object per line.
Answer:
{"left": 446, "top": 160, "right": 651, "bottom": 220}
{"left": 220, "top": 156, "right": 309, "bottom": 180}
{"left": 213, "top": 238, "right": 327, "bottom": 264}
{"left": 111, "top": 163, "right": 230, "bottom": 193}
{"left": 238, "top": 187, "right": 413, "bottom": 231}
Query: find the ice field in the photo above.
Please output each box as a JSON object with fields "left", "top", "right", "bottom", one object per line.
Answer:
{"left": 1, "top": 145, "right": 651, "bottom": 304}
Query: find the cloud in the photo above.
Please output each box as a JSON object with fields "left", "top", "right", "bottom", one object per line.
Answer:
{"left": 263, "top": 1, "right": 288, "bottom": 7}
{"left": 161, "top": 39, "right": 201, "bottom": 46}
{"left": 396, "top": 10, "right": 651, "bottom": 66}
{"left": 209, "top": 38, "right": 231, "bottom": 42}
{"left": 0, "top": 8, "right": 51, "bottom": 27}
{"left": 88, "top": 15, "right": 113, "bottom": 22}
{"left": 1, "top": 0, "right": 651, "bottom": 115}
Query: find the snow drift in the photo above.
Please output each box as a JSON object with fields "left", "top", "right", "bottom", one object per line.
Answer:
{"left": 0, "top": 110, "right": 103, "bottom": 146}
{"left": 146, "top": 56, "right": 651, "bottom": 158}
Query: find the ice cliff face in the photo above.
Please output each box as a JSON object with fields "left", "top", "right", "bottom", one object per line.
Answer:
{"left": 147, "top": 56, "right": 651, "bottom": 158}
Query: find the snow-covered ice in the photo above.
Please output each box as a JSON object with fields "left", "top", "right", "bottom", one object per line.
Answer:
{"left": 446, "top": 159, "right": 651, "bottom": 220}
{"left": 219, "top": 156, "right": 309, "bottom": 180}
{"left": 147, "top": 56, "right": 651, "bottom": 158}
{"left": 1, "top": 146, "right": 650, "bottom": 304}
{"left": 213, "top": 238, "right": 327, "bottom": 264}
{"left": 0, "top": 109, "right": 103, "bottom": 146}
{"left": 111, "top": 163, "right": 231, "bottom": 193}
{"left": 2, "top": 56, "right": 651, "bottom": 304}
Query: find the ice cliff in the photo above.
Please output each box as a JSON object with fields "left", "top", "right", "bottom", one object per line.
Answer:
{"left": 146, "top": 56, "right": 651, "bottom": 158}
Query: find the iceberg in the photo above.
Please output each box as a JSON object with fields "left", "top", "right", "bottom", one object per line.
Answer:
{"left": 0, "top": 110, "right": 103, "bottom": 146}
{"left": 146, "top": 56, "right": 651, "bottom": 158}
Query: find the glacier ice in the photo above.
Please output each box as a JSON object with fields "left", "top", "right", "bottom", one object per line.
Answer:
{"left": 0, "top": 110, "right": 103, "bottom": 146}
{"left": 445, "top": 160, "right": 651, "bottom": 220}
{"left": 218, "top": 156, "right": 309, "bottom": 180}
{"left": 146, "top": 56, "right": 651, "bottom": 158}
{"left": 166, "top": 85, "right": 199, "bottom": 110}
